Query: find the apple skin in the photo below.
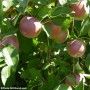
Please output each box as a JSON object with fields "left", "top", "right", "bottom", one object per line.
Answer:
{"left": 69, "top": 0, "right": 89, "bottom": 20}
{"left": 19, "top": 16, "right": 42, "bottom": 38}
{"left": 65, "top": 74, "right": 83, "bottom": 86}
{"left": 0, "top": 35, "right": 19, "bottom": 51}
{"left": 45, "top": 21, "right": 69, "bottom": 43}
{"left": 67, "top": 39, "right": 86, "bottom": 58}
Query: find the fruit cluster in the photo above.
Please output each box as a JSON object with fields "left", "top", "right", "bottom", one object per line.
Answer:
{"left": 0, "top": 0, "right": 87, "bottom": 57}
{"left": 0, "top": 0, "right": 89, "bottom": 88}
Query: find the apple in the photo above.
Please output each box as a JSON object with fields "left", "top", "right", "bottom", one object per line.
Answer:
{"left": 44, "top": 21, "right": 69, "bottom": 43}
{"left": 19, "top": 16, "right": 42, "bottom": 38}
{"left": 68, "top": 0, "right": 89, "bottom": 20}
{"left": 67, "top": 39, "right": 86, "bottom": 57}
{"left": 0, "top": 35, "right": 19, "bottom": 51}
{"left": 65, "top": 73, "right": 84, "bottom": 86}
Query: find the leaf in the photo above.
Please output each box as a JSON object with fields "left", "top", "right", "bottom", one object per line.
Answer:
{"left": 31, "top": 0, "right": 47, "bottom": 4}
{"left": 3, "top": 0, "right": 14, "bottom": 11}
{"left": 1, "top": 66, "right": 15, "bottom": 86}
{"left": 17, "top": 0, "right": 29, "bottom": 7}
{"left": 75, "top": 81, "right": 84, "bottom": 90}
{"left": 42, "top": 62, "right": 51, "bottom": 70}
{"left": 27, "top": 59, "right": 41, "bottom": 69}
{"left": 80, "top": 18, "right": 90, "bottom": 36}
{"left": 17, "top": 31, "right": 33, "bottom": 54}
{"left": 67, "top": 0, "right": 80, "bottom": 4}
{"left": 54, "top": 84, "right": 72, "bottom": 90}
{"left": 51, "top": 17, "right": 72, "bottom": 30}
{"left": 74, "top": 61, "right": 85, "bottom": 73}
{"left": 85, "top": 54, "right": 90, "bottom": 72}
{"left": 0, "top": 58, "right": 6, "bottom": 68}
{"left": 0, "top": 0, "right": 3, "bottom": 17}
{"left": 58, "top": 0, "right": 67, "bottom": 5}
{"left": 42, "top": 74, "right": 59, "bottom": 90}
{"left": 13, "top": 13, "right": 21, "bottom": 26}
{"left": 29, "top": 68, "right": 42, "bottom": 80}
{"left": 21, "top": 70, "right": 30, "bottom": 79}
{"left": 83, "top": 74, "right": 90, "bottom": 79}
{"left": 37, "top": 6, "right": 50, "bottom": 18}
{"left": 42, "top": 24, "right": 52, "bottom": 38}
{"left": 49, "top": 7, "right": 72, "bottom": 16}
{"left": 2, "top": 44, "right": 19, "bottom": 71}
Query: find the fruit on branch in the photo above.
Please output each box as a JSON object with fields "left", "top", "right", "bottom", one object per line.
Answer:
{"left": 68, "top": 0, "right": 89, "bottom": 20}
{"left": 67, "top": 39, "right": 86, "bottom": 57}
{"left": 65, "top": 73, "right": 85, "bottom": 86}
{"left": 0, "top": 35, "right": 19, "bottom": 50}
{"left": 44, "top": 21, "right": 69, "bottom": 43}
{"left": 19, "top": 16, "right": 42, "bottom": 38}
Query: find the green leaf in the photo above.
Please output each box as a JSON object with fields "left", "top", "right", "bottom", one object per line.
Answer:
{"left": 37, "top": 6, "right": 50, "bottom": 18}
{"left": 31, "top": 0, "right": 47, "bottom": 4}
{"left": 1, "top": 66, "right": 15, "bottom": 86}
{"left": 3, "top": 0, "right": 14, "bottom": 11}
{"left": 58, "top": 0, "right": 67, "bottom": 5}
{"left": 17, "top": 31, "right": 33, "bottom": 54}
{"left": 21, "top": 70, "right": 30, "bottom": 79}
{"left": 29, "top": 68, "right": 42, "bottom": 80}
{"left": 80, "top": 18, "right": 90, "bottom": 36}
{"left": 85, "top": 54, "right": 90, "bottom": 72}
{"left": 42, "top": 74, "right": 59, "bottom": 90}
{"left": 17, "top": 0, "right": 29, "bottom": 7}
{"left": 13, "top": 13, "right": 21, "bottom": 26}
{"left": 83, "top": 74, "right": 90, "bottom": 79}
{"left": 51, "top": 17, "right": 72, "bottom": 30}
{"left": 75, "top": 81, "right": 84, "bottom": 90}
{"left": 66, "top": 75, "right": 76, "bottom": 84}
{"left": 42, "top": 24, "right": 52, "bottom": 38}
{"left": 74, "top": 61, "right": 85, "bottom": 73}
{"left": 66, "top": 0, "right": 80, "bottom": 5}
{"left": 42, "top": 62, "right": 51, "bottom": 70}
{"left": 54, "top": 84, "right": 72, "bottom": 90}
{"left": 49, "top": 7, "right": 72, "bottom": 16}
{"left": 0, "top": 0, "right": 3, "bottom": 18}
{"left": 27, "top": 59, "right": 41, "bottom": 69}
{"left": 2, "top": 44, "right": 19, "bottom": 71}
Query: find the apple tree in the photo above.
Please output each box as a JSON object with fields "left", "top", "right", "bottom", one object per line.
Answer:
{"left": 0, "top": 0, "right": 90, "bottom": 90}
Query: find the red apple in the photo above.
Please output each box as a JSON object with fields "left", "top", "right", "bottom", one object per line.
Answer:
{"left": 45, "top": 21, "right": 69, "bottom": 43}
{"left": 67, "top": 39, "right": 86, "bottom": 57}
{"left": 0, "top": 35, "right": 19, "bottom": 51}
{"left": 19, "top": 16, "right": 42, "bottom": 38}
{"left": 68, "top": 0, "right": 89, "bottom": 20}
{"left": 65, "top": 73, "right": 83, "bottom": 86}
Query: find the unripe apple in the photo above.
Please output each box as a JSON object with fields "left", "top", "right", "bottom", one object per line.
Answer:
{"left": 67, "top": 39, "right": 86, "bottom": 57}
{"left": 0, "top": 35, "right": 19, "bottom": 51}
{"left": 65, "top": 73, "right": 84, "bottom": 86}
{"left": 19, "top": 16, "right": 42, "bottom": 38}
{"left": 45, "top": 21, "right": 69, "bottom": 43}
{"left": 68, "top": 0, "right": 89, "bottom": 20}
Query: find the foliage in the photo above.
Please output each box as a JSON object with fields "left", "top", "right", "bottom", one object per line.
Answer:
{"left": 0, "top": 0, "right": 90, "bottom": 90}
